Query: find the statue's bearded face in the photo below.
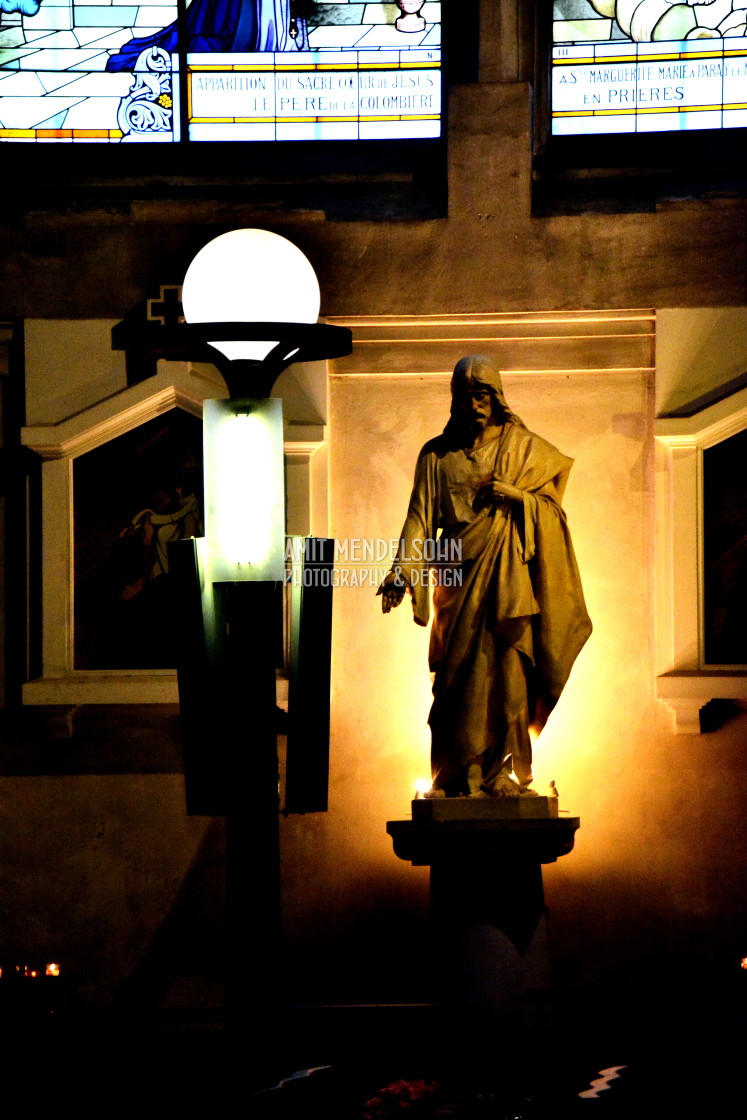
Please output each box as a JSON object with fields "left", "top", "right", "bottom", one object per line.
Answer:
{"left": 454, "top": 377, "right": 498, "bottom": 432}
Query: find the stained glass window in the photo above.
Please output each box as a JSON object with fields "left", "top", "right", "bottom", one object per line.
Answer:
{"left": 0, "top": 0, "right": 441, "bottom": 142}
{"left": 552, "top": 1, "right": 747, "bottom": 135}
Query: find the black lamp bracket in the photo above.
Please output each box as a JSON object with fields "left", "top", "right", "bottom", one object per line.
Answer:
{"left": 111, "top": 319, "right": 352, "bottom": 397}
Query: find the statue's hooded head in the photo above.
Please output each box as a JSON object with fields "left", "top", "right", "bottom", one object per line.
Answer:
{"left": 444, "top": 354, "right": 524, "bottom": 442}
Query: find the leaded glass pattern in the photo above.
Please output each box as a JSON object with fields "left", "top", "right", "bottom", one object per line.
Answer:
{"left": 0, "top": 0, "right": 440, "bottom": 141}
{"left": 552, "top": 0, "right": 747, "bottom": 134}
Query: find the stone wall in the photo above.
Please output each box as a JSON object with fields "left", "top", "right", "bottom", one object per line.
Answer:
{"left": 2, "top": 80, "right": 746, "bottom": 316}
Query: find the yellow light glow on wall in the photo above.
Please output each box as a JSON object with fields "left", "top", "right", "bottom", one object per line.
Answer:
{"left": 203, "top": 398, "right": 285, "bottom": 582}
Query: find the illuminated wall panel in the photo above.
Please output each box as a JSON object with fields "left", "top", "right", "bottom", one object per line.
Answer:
{"left": 186, "top": 48, "right": 440, "bottom": 142}
{"left": 552, "top": 1, "right": 747, "bottom": 135}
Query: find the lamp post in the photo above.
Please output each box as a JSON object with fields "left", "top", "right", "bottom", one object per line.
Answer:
{"left": 168, "top": 229, "right": 351, "bottom": 1063}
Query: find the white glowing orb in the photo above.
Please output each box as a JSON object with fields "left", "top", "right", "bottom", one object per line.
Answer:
{"left": 182, "top": 228, "right": 321, "bottom": 362}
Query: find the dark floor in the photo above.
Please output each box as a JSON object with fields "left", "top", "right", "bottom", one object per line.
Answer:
{"left": 255, "top": 996, "right": 747, "bottom": 1119}
{"left": 3, "top": 989, "right": 745, "bottom": 1118}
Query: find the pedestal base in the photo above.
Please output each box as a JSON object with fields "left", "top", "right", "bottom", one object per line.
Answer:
{"left": 387, "top": 816, "right": 579, "bottom": 867}
{"left": 387, "top": 818, "right": 579, "bottom": 1013}
{"left": 447, "top": 913, "right": 550, "bottom": 1014}
{"left": 412, "top": 796, "right": 558, "bottom": 821}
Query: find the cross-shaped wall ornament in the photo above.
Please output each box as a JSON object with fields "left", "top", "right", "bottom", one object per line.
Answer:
{"left": 147, "top": 285, "right": 184, "bottom": 327}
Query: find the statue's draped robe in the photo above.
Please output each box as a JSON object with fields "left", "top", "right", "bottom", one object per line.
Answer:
{"left": 396, "top": 422, "right": 591, "bottom": 793}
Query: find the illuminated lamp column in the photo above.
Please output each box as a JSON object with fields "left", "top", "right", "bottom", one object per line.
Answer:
{"left": 202, "top": 398, "right": 285, "bottom": 585}
{"left": 175, "top": 229, "right": 351, "bottom": 1051}
{"left": 198, "top": 396, "right": 284, "bottom": 1048}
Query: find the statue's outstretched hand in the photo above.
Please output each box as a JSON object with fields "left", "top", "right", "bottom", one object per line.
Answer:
{"left": 377, "top": 569, "right": 408, "bottom": 613}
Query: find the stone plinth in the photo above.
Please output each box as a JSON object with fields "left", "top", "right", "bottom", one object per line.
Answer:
{"left": 387, "top": 815, "right": 579, "bottom": 867}
{"left": 411, "top": 795, "right": 559, "bottom": 821}
{"left": 387, "top": 816, "right": 580, "bottom": 1014}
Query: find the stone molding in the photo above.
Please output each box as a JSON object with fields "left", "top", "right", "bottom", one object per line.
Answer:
{"left": 655, "top": 385, "right": 747, "bottom": 731}
{"left": 327, "top": 308, "right": 655, "bottom": 377}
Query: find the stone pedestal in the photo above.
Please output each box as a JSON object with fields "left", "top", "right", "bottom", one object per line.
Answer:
{"left": 387, "top": 815, "right": 579, "bottom": 1017}
{"left": 412, "top": 795, "right": 559, "bottom": 821}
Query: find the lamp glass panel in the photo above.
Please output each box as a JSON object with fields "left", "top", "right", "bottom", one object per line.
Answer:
{"left": 203, "top": 397, "right": 285, "bottom": 582}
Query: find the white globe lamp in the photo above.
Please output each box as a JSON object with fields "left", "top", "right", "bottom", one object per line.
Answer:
{"left": 182, "top": 228, "right": 321, "bottom": 363}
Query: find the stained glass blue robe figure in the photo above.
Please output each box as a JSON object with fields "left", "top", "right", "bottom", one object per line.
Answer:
{"left": 106, "top": 0, "right": 308, "bottom": 72}
{"left": 0, "top": 0, "right": 40, "bottom": 14}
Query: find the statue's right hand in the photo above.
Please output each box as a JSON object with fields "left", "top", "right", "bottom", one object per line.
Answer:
{"left": 377, "top": 569, "right": 407, "bottom": 613}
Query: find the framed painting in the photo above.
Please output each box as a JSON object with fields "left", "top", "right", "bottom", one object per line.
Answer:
{"left": 73, "top": 408, "right": 203, "bottom": 670}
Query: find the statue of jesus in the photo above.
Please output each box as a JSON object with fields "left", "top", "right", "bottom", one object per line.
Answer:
{"left": 379, "top": 355, "right": 592, "bottom": 799}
